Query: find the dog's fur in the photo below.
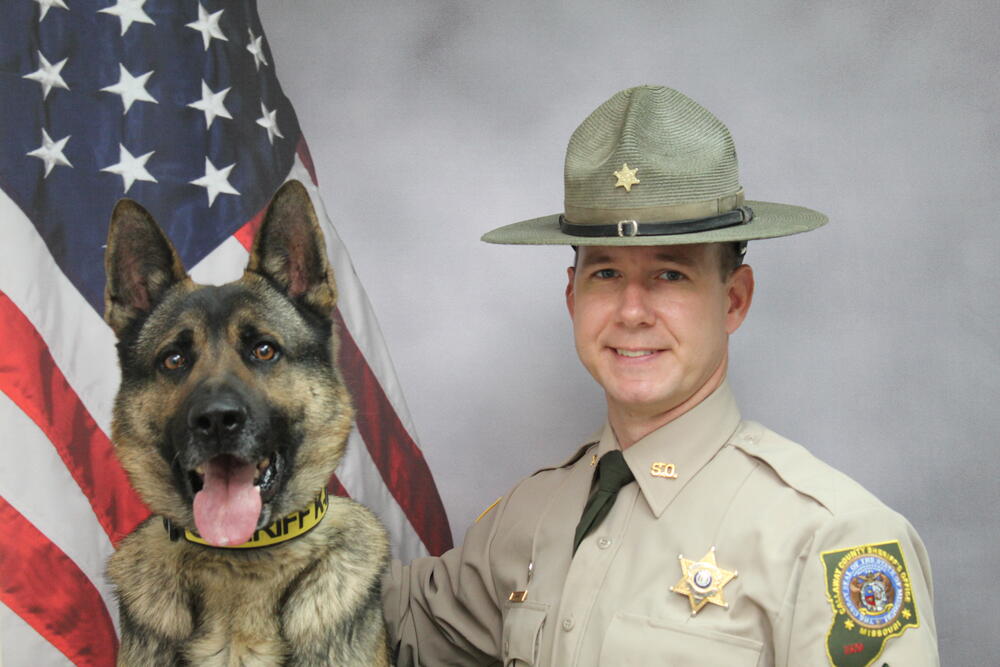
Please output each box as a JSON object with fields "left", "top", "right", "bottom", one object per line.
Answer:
{"left": 103, "top": 180, "right": 389, "bottom": 666}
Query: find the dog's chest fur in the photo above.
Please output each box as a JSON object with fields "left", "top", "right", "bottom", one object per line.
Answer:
{"left": 184, "top": 562, "right": 291, "bottom": 665}
{"left": 110, "top": 499, "right": 388, "bottom": 666}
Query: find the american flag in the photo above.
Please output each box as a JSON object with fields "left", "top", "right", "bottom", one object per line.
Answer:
{"left": 0, "top": 1, "right": 452, "bottom": 664}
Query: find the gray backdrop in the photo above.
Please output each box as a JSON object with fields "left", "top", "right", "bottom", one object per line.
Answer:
{"left": 260, "top": 2, "right": 999, "bottom": 663}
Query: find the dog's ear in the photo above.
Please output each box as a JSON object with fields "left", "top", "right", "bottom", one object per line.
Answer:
{"left": 104, "top": 199, "right": 188, "bottom": 337}
{"left": 246, "top": 180, "right": 337, "bottom": 316}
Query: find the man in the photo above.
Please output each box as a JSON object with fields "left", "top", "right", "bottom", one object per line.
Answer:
{"left": 383, "top": 86, "right": 938, "bottom": 666}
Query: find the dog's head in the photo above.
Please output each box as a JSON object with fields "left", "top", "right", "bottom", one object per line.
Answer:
{"left": 104, "top": 180, "right": 353, "bottom": 547}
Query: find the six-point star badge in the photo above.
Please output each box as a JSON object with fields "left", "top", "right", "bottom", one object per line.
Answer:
{"left": 671, "top": 546, "right": 737, "bottom": 615}
{"left": 613, "top": 162, "right": 640, "bottom": 191}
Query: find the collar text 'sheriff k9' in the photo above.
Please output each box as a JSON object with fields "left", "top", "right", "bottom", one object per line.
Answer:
{"left": 163, "top": 488, "right": 330, "bottom": 549}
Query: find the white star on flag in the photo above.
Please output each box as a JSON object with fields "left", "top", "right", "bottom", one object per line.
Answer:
{"left": 99, "top": 0, "right": 155, "bottom": 36}
{"left": 246, "top": 28, "right": 269, "bottom": 70}
{"left": 187, "top": 80, "right": 233, "bottom": 129}
{"left": 256, "top": 102, "right": 283, "bottom": 144}
{"left": 101, "top": 64, "right": 157, "bottom": 113}
{"left": 190, "top": 157, "right": 239, "bottom": 206}
{"left": 101, "top": 144, "right": 157, "bottom": 193}
{"left": 34, "top": 0, "right": 68, "bottom": 21}
{"left": 23, "top": 51, "right": 70, "bottom": 99}
{"left": 186, "top": 3, "right": 227, "bottom": 51}
{"left": 27, "top": 128, "right": 72, "bottom": 177}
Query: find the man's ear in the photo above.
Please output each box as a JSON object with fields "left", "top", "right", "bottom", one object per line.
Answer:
{"left": 245, "top": 180, "right": 336, "bottom": 317}
{"left": 725, "top": 264, "right": 754, "bottom": 334}
{"left": 104, "top": 199, "right": 188, "bottom": 337}
{"left": 565, "top": 266, "right": 576, "bottom": 318}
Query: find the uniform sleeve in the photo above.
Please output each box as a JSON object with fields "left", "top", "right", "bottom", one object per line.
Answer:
{"left": 776, "top": 506, "right": 938, "bottom": 666}
{"left": 382, "top": 495, "right": 508, "bottom": 666}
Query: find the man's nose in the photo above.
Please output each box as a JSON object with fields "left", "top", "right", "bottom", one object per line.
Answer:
{"left": 616, "top": 280, "right": 655, "bottom": 326}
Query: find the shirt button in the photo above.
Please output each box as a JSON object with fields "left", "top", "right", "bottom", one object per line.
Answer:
{"left": 562, "top": 617, "right": 574, "bottom": 632}
{"left": 597, "top": 537, "right": 612, "bottom": 549}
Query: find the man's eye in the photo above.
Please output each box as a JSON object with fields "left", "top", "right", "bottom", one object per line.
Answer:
{"left": 659, "top": 270, "right": 685, "bottom": 281}
{"left": 594, "top": 269, "right": 618, "bottom": 279}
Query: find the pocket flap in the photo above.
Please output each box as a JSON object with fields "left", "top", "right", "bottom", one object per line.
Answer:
{"left": 599, "top": 612, "right": 763, "bottom": 666}
{"left": 502, "top": 602, "right": 548, "bottom": 665}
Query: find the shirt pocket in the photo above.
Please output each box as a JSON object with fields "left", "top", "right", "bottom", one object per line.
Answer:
{"left": 501, "top": 601, "right": 549, "bottom": 666}
{"left": 599, "top": 612, "right": 764, "bottom": 666}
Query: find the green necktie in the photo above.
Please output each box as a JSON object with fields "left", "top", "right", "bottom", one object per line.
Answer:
{"left": 573, "top": 450, "right": 635, "bottom": 554}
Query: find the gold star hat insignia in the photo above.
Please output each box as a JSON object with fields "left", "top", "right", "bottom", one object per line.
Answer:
{"left": 613, "top": 163, "right": 639, "bottom": 192}
{"left": 670, "top": 546, "right": 738, "bottom": 615}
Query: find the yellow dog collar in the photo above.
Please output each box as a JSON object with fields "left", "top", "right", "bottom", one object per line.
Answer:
{"left": 166, "top": 488, "right": 330, "bottom": 549}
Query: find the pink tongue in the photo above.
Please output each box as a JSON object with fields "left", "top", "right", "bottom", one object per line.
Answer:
{"left": 192, "top": 457, "right": 262, "bottom": 546}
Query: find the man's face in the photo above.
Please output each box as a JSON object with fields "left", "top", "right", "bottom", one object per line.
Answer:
{"left": 566, "top": 244, "right": 753, "bottom": 422}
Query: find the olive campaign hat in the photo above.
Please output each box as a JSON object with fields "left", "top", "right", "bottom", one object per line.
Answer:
{"left": 482, "top": 85, "right": 827, "bottom": 246}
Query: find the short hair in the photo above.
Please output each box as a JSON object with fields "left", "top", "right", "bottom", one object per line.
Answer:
{"left": 571, "top": 241, "right": 747, "bottom": 280}
{"left": 719, "top": 241, "right": 747, "bottom": 279}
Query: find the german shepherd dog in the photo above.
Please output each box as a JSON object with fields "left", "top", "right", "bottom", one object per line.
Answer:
{"left": 103, "top": 180, "right": 389, "bottom": 665}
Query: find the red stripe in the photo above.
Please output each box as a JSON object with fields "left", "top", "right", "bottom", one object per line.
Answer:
{"left": 327, "top": 475, "right": 348, "bottom": 498}
{"left": 332, "top": 311, "right": 453, "bottom": 554}
{"left": 0, "top": 495, "right": 118, "bottom": 666}
{"left": 0, "top": 293, "right": 148, "bottom": 546}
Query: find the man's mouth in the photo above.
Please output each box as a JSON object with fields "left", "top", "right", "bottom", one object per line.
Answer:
{"left": 614, "top": 348, "right": 658, "bottom": 358}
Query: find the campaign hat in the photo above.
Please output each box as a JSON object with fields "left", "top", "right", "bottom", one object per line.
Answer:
{"left": 482, "top": 85, "right": 827, "bottom": 246}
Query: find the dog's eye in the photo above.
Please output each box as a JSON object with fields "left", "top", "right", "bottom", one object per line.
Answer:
{"left": 251, "top": 342, "right": 280, "bottom": 362}
{"left": 161, "top": 352, "right": 187, "bottom": 371}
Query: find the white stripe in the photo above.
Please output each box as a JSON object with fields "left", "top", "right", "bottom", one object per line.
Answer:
{"left": 338, "top": 430, "right": 430, "bottom": 562}
{"left": 1, "top": 603, "right": 72, "bottom": 667}
{"left": 188, "top": 234, "right": 252, "bottom": 286}
{"left": 0, "top": 394, "right": 118, "bottom": 625}
{"left": 0, "top": 190, "right": 118, "bottom": 434}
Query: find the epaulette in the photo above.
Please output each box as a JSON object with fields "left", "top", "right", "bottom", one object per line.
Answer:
{"left": 731, "top": 421, "right": 882, "bottom": 515}
{"left": 530, "top": 439, "right": 599, "bottom": 477}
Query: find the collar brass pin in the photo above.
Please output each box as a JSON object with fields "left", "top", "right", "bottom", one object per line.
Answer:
{"left": 670, "top": 546, "right": 738, "bottom": 615}
{"left": 590, "top": 454, "right": 598, "bottom": 467}
{"left": 650, "top": 462, "right": 677, "bottom": 479}
{"left": 613, "top": 163, "right": 640, "bottom": 191}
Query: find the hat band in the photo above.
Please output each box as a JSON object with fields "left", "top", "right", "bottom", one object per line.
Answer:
{"left": 559, "top": 206, "right": 753, "bottom": 238}
{"left": 563, "top": 189, "right": 745, "bottom": 224}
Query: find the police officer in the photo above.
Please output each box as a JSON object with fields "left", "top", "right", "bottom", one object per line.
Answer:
{"left": 383, "top": 85, "right": 939, "bottom": 666}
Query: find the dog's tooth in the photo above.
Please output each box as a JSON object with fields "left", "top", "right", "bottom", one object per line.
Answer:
{"left": 194, "top": 465, "right": 204, "bottom": 475}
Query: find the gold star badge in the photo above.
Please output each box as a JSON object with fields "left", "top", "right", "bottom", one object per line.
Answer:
{"left": 670, "top": 547, "right": 737, "bottom": 615}
{"left": 613, "top": 163, "right": 639, "bottom": 192}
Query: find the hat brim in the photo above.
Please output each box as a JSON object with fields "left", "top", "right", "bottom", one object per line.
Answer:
{"left": 481, "top": 201, "right": 827, "bottom": 246}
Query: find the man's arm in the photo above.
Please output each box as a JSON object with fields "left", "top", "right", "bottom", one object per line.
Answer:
{"left": 383, "top": 495, "right": 509, "bottom": 666}
{"left": 776, "top": 506, "right": 938, "bottom": 666}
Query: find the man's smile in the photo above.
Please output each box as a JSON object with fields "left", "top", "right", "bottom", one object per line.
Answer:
{"left": 612, "top": 348, "right": 660, "bottom": 358}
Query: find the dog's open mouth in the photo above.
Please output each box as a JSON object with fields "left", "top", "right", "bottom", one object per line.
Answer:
{"left": 189, "top": 453, "right": 281, "bottom": 547}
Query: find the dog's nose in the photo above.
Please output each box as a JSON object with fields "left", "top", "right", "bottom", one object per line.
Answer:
{"left": 188, "top": 395, "right": 247, "bottom": 440}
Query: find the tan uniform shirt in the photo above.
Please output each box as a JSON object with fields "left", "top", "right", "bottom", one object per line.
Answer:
{"left": 384, "top": 384, "right": 938, "bottom": 666}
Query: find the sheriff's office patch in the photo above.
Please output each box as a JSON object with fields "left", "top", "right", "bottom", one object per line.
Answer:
{"left": 822, "top": 541, "right": 919, "bottom": 666}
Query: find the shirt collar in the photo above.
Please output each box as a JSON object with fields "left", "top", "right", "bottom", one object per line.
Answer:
{"left": 593, "top": 381, "right": 742, "bottom": 518}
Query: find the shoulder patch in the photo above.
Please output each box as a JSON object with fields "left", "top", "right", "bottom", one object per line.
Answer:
{"left": 822, "top": 540, "right": 919, "bottom": 666}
